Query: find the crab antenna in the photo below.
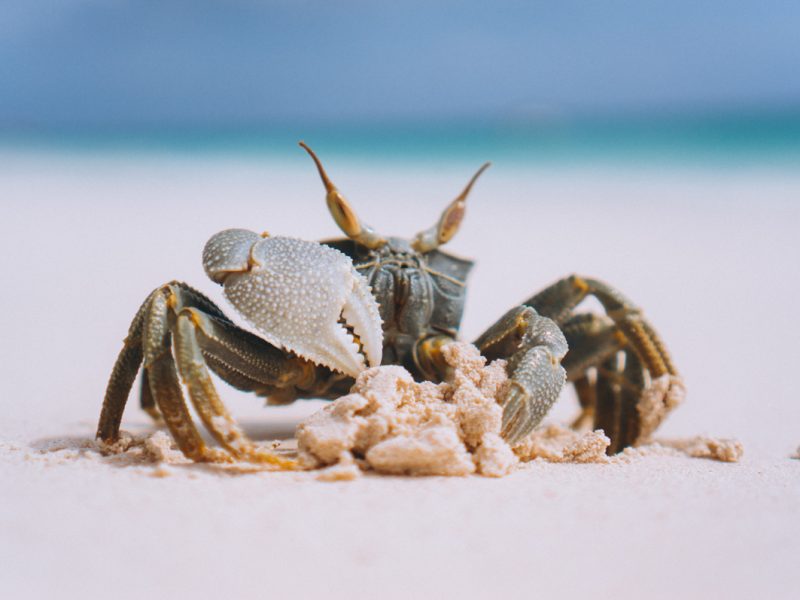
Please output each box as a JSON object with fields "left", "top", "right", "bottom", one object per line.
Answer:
{"left": 299, "top": 141, "right": 386, "bottom": 249}
{"left": 411, "top": 161, "right": 491, "bottom": 253}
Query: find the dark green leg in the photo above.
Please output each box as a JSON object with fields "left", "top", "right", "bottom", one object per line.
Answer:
{"left": 137, "top": 282, "right": 232, "bottom": 421}
{"left": 560, "top": 313, "right": 624, "bottom": 379}
{"left": 139, "top": 287, "right": 213, "bottom": 461}
{"left": 172, "top": 309, "right": 296, "bottom": 467}
{"left": 559, "top": 312, "right": 622, "bottom": 432}
{"left": 139, "top": 370, "right": 161, "bottom": 422}
{"left": 97, "top": 290, "right": 154, "bottom": 442}
{"left": 524, "top": 275, "right": 683, "bottom": 451}
{"left": 97, "top": 281, "right": 333, "bottom": 464}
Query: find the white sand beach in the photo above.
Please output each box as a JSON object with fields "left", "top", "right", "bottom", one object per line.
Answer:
{"left": 1, "top": 152, "right": 798, "bottom": 599}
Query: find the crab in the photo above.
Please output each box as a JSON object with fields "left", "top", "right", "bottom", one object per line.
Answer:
{"left": 97, "top": 143, "right": 684, "bottom": 465}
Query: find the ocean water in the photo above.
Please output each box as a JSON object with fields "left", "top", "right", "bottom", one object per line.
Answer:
{"left": 2, "top": 112, "right": 800, "bottom": 168}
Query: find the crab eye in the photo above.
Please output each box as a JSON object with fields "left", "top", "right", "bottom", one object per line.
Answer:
{"left": 411, "top": 162, "right": 490, "bottom": 253}
{"left": 299, "top": 141, "right": 387, "bottom": 249}
{"left": 326, "top": 188, "right": 361, "bottom": 238}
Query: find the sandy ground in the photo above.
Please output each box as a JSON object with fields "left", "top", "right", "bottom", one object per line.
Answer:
{"left": 1, "top": 152, "right": 799, "bottom": 599}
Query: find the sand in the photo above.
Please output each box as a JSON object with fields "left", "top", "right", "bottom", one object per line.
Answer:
{"left": 297, "top": 344, "right": 515, "bottom": 477}
{"left": 1, "top": 153, "right": 799, "bottom": 599}
{"left": 297, "top": 343, "right": 741, "bottom": 478}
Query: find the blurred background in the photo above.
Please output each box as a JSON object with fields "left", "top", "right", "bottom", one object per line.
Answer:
{"left": 1, "top": 0, "right": 799, "bottom": 454}
{"left": 2, "top": 0, "right": 799, "bottom": 164}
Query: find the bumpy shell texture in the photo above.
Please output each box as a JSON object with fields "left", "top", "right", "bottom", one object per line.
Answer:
{"left": 204, "top": 230, "right": 383, "bottom": 378}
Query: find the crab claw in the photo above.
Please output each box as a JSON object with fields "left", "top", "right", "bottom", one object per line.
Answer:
{"left": 203, "top": 229, "right": 383, "bottom": 378}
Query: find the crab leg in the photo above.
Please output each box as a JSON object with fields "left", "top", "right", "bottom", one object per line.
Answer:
{"left": 140, "top": 287, "right": 222, "bottom": 461}
{"left": 99, "top": 282, "right": 233, "bottom": 440}
{"left": 558, "top": 313, "right": 623, "bottom": 430}
{"left": 524, "top": 275, "right": 677, "bottom": 378}
{"left": 97, "top": 290, "right": 154, "bottom": 442}
{"left": 173, "top": 308, "right": 298, "bottom": 466}
{"left": 559, "top": 313, "right": 625, "bottom": 378}
{"left": 98, "top": 281, "right": 335, "bottom": 463}
{"left": 97, "top": 284, "right": 246, "bottom": 460}
{"left": 474, "top": 305, "right": 568, "bottom": 445}
{"left": 522, "top": 275, "right": 683, "bottom": 451}
{"left": 138, "top": 370, "right": 161, "bottom": 422}
{"left": 594, "top": 349, "right": 647, "bottom": 453}
{"left": 560, "top": 312, "right": 649, "bottom": 449}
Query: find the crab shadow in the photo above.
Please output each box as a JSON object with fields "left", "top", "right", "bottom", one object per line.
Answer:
{"left": 29, "top": 418, "right": 302, "bottom": 476}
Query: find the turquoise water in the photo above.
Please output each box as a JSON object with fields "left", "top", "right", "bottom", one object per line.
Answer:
{"left": 2, "top": 112, "right": 800, "bottom": 167}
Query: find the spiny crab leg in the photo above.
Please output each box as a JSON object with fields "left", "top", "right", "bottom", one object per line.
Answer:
{"left": 173, "top": 307, "right": 285, "bottom": 463}
{"left": 524, "top": 275, "right": 683, "bottom": 452}
{"left": 98, "top": 282, "right": 297, "bottom": 466}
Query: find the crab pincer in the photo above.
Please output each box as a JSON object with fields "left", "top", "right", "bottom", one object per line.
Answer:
{"left": 474, "top": 306, "right": 569, "bottom": 445}
{"left": 203, "top": 229, "right": 384, "bottom": 377}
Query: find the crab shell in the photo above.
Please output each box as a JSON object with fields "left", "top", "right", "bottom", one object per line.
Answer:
{"left": 202, "top": 229, "right": 383, "bottom": 378}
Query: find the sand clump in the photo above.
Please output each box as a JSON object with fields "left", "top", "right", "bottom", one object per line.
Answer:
{"left": 315, "top": 452, "right": 362, "bottom": 482}
{"left": 654, "top": 436, "right": 744, "bottom": 462}
{"left": 516, "top": 424, "right": 612, "bottom": 463}
{"left": 516, "top": 425, "right": 744, "bottom": 464}
{"left": 99, "top": 430, "right": 187, "bottom": 466}
{"left": 297, "top": 343, "right": 516, "bottom": 477}
{"left": 297, "top": 342, "right": 744, "bottom": 478}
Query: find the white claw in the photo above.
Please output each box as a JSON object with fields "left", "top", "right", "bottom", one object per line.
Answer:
{"left": 341, "top": 273, "right": 383, "bottom": 370}
{"left": 203, "top": 230, "right": 383, "bottom": 378}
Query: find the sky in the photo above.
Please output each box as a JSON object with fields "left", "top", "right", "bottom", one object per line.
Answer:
{"left": 1, "top": 1, "right": 799, "bottom": 128}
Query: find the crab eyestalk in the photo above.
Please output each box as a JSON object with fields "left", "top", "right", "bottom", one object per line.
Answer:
{"left": 411, "top": 162, "right": 491, "bottom": 253}
{"left": 299, "top": 141, "right": 387, "bottom": 250}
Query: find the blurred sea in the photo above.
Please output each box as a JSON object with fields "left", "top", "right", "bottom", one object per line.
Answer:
{"left": 2, "top": 111, "right": 799, "bottom": 168}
